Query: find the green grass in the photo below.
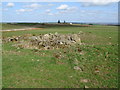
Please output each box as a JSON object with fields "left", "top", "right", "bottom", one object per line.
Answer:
{"left": 1, "top": 23, "right": 30, "bottom": 30}
{"left": 2, "top": 24, "right": 119, "bottom": 88}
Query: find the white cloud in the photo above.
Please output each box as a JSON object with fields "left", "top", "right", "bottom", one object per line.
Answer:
{"left": 6, "top": 2, "right": 14, "bottom": 7}
{"left": 48, "top": 13, "right": 54, "bottom": 15}
{"left": 57, "top": 4, "right": 78, "bottom": 11}
{"left": 82, "top": 0, "right": 119, "bottom": 6}
{"left": 45, "top": 9, "right": 53, "bottom": 15}
{"left": 57, "top": 4, "right": 68, "bottom": 10}
{"left": 25, "top": 3, "right": 41, "bottom": 9}
{"left": 16, "top": 8, "right": 33, "bottom": 13}
{"left": 46, "top": 9, "right": 51, "bottom": 13}
{"left": 16, "top": 3, "right": 41, "bottom": 14}
{"left": 56, "top": 4, "right": 78, "bottom": 14}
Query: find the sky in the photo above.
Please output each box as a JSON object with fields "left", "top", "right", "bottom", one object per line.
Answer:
{"left": 1, "top": 1, "right": 118, "bottom": 23}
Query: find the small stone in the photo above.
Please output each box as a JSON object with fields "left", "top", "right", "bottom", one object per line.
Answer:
{"left": 95, "top": 69, "right": 100, "bottom": 73}
{"left": 69, "top": 76, "right": 73, "bottom": 78}
{"left": 78, "top": 31, "right": 83, "bottom": 34}
{"left": 60, "top": 42, "right": 63, "bottom": 45}
{"left": 74, "top": 58, "right": 79, "bottom": 65}
{"left": 17, "top": 47, "right": 20, "bottom": 49}
{"left": 44, "top": 46, "right": 50, "bottom": 50}
{"left": 37, "top": 60, "right": 39, "bottom": 61}
{"left": 29, "top": 36, "right": 37, "bottom": 40}
{"left": 84, "top": 85, "right": 89, "bottom": 88}
{"left": 55, "top": 32, "right": 58, "bottom": 35}
{"left": 73, "top": 66, "right": 83, "bottom": 71}
{"left": 80, "top": 79, "right": 89, "bottom": 83}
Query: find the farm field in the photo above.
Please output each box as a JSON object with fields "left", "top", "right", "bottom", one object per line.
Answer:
{"left": 2, "top": 23, "right": 119, "bottom": 88}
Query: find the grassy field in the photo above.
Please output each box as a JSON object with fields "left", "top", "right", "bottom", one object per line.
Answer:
{"left": 2, "top": 24, "right": 119, "bottom": 88}
{"left": 1, "top": 23, "right": 34, "bottom": 30}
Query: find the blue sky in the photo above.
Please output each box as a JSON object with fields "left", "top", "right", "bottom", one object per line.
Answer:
{"left": 1, "top": 2, "right": 118, "bottom": 23}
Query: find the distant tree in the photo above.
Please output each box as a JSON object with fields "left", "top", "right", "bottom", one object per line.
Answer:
{"left": 41, "top": 23, "right": 45, "bottom": 25}
{"left": 64, "top": 20, "right": 66, "bottom": 23}
{"left": 58, "top": 20, "right": 60, "bottom": 23}
{"left": 89, "top": 23, "right": 93, "bottom": 25}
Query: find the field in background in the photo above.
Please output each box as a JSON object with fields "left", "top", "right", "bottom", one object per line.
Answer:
{"left": 2, "top": 23, "right": 118, "bottom": 88}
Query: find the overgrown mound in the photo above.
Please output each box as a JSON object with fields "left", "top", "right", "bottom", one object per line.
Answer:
{"left": 4, "top": 32, "right": 83, "bottom": 50}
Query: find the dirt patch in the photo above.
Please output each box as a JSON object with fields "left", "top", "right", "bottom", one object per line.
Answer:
{"left": 1, "top": 28, "right": 43, "bottom": 32}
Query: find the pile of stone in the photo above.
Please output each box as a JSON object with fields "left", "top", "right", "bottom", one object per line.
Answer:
{"left": 4, "top": 32, "right": 82, "bottom": 50}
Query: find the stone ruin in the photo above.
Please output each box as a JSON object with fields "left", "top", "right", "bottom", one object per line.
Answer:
{"left": 3, "top": 32, "right": 83, "bottom": 50}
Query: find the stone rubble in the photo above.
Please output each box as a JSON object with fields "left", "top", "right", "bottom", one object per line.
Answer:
{"left": 3, "top": 32, "right": 83, "bottom": 50}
